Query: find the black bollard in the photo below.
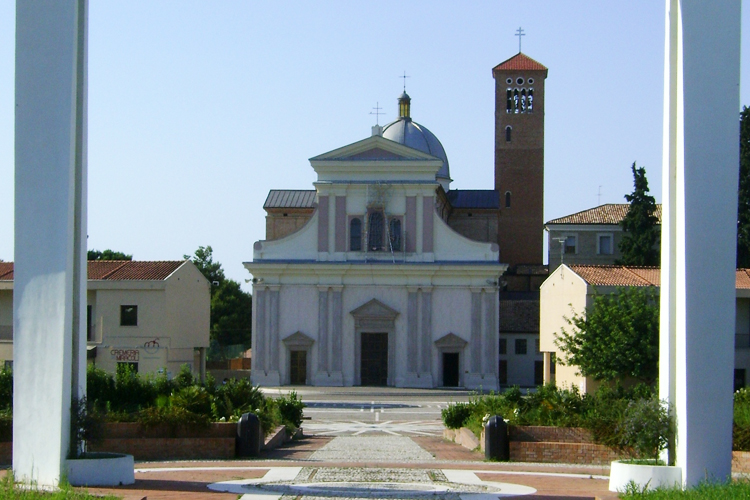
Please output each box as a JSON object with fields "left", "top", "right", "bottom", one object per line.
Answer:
{"left": 484, "top": 415, "right": 509, "bottom": 461}
{"left": 236, "top": 412, "right": 263, "bottom": 457}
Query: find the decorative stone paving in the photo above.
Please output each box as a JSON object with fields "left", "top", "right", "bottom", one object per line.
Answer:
{"left": 208, "top": 466, "right": 537, "bottom": 499}
{"left": 309, "top": 436, "right": 436, "bottom": 462}
{"left": 304, "top": 420, "right": 446, "bottom": 436}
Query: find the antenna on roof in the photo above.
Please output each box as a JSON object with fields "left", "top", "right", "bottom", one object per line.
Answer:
{"left": 598, "top": 185, "right": 602, "bottom": 205}
{"left": 515, "top": 27, "right": 525, "bottom": 53}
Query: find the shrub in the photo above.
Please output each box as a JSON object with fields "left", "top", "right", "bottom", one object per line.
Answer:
{"left": 615, "top": 396, "right": 672, "bottom": 460}
{"left": 277, "top": 390, "right": 305, "bottom": 430}
{"left": 442, "top": 402, "right": 472, "bottom": 429}
{"left": 0, "top": 367, "right": 12, "bottom": 411}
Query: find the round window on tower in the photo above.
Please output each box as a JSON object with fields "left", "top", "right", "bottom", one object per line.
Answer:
{"left": 528, "top": 78, "right": 534, "bottom": 84}
{"left": 506, "top": 78, "right": 512, "bottom": 85}
{"left": 516, "top": 77, "right": 524, "bottom": 85}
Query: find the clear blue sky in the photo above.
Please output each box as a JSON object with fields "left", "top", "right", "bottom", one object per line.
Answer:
{"left": 0, "top": 2, "right": 748, "bottom": 290}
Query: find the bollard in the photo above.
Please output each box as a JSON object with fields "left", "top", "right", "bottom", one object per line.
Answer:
{"left": 236, "top": 412, "right": 263, "bottom": 457}
{"left": 484, "top": 415, "right": 509, "bottom": 461}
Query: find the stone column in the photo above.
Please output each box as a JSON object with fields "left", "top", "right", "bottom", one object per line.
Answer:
{"left": 407, "top": 290, "right": 418, "bottom": 373}
{"left": 14, "top": 0, "right": 88, "bottom": 487}
{"left": 420, "top": 290, "right": 432, "bottom": 375}
{"left": 253, "top": 289, "right": 266, "bottom": 374}
{"left": 268, "top": 286, "right": 280, "bottom": 372}
{"left": 317, "top": 287, "right": 329, "bottom": 373}
{"left": 660, "top": 0, "right": 740, "bottom": 485}
{"left": 330, "top": 287, "right": 343, "bottom": 373}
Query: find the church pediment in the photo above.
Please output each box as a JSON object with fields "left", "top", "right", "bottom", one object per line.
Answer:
{"left": 310, "top": 135, "right": 440, "bottom": 163}
{"left": 350, "top": 298, "right": 399, "bottom": 320}
{"left": 282, "top": 331, "right": 315, "bottom": 348}
{"left": 434, "top": 333, "right": 468, "bottom": 349}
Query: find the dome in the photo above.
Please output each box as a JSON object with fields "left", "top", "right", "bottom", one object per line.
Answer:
{"left": 381, "top": 93, "right": 451, "bottom": 189}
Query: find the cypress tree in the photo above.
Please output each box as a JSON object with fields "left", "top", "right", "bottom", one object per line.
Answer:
{"left": 617, "top": 163, "right": 660, "bottom": 266}
{"left": 738, "top": 107, "right": 750, "bottom": 267}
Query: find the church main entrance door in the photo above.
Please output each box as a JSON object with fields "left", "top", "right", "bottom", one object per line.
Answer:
{"left": 290, "top": 350, "right": 306, "bottom": 385}
{"left": 360, "top": 332, "right": 388, "bottom": 386}
{"left": 442, "top": 352, "right": 459, "bottom": 387}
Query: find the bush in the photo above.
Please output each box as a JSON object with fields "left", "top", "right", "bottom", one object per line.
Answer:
{"left": 614, "top": 396, "right": 672, "bottom": 460}
{"left": 442, "top": 402, "right": 473, "bottom": 429}
{"left": 277, "top": 390, "right": 305, "bottom": 430}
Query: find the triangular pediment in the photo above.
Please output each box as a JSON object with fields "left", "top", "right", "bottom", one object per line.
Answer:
{"left": 350, "top": 298, "right": 399, "bottom": 320}
{"left": 282, "top": 331, "right": 315, "bottom": 348}
{"left": 310, "top": 135, "right": 441, "bottom": 163}
{"left": 435, "top": 333, "right": 468, "bottom": 349}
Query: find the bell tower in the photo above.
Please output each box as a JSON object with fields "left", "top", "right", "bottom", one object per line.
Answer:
{"left": 493, "top": 53, "right": 547, "bottom": 265}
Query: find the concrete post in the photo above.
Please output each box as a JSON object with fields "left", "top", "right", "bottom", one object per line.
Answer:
{"left": 14, "top": 0, "right": 88, "bottom": 487}
{"left": 659, "top": 0, "right": 741, "bottom": 486}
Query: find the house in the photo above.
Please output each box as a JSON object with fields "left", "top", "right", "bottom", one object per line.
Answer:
{"left": 0, "top": 260, "right": 210, "bottom": 378}
{"left": 539, "top": 264, "right": 750, "bottom": 393}
{"left": 247, "top": 52, "right": 551, "bottom": 388}
{"left": 545, "top": 204, "right": 663, "bottom": 270}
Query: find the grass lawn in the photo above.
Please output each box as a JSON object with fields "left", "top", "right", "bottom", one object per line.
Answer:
{"left": 620, "top": 479, "right": 750, "bottom": 499}
{"left": 0, "top": 473, "right": 119, "bottom": 500}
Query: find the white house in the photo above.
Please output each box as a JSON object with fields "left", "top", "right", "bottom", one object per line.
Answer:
{"left": 0, "top": 260, "right": 210, "bottom": 378}
{"left": 539, "top": 264, "right": 750, "bottom": 393}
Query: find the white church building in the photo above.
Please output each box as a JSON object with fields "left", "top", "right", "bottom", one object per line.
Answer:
{"left": 245, "top": 93, "right": 505, "bottom": 389}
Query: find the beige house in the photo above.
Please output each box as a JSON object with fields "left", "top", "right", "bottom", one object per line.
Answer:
{"left": 545, "top": 204, "right": 663, "bottom": 270}
{"left": 0, "top": 260, "right": 210, "bottom": 378}
{"left": 540, "top": 264, "right": 750, "bottom": 393}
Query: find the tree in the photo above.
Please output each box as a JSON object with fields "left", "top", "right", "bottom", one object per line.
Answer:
{"left": 555, "top": 286, "right": 659, "bottom": 384}
{"left": 185, "top": 246, "right": 252, "bottom": 352}
{"left": 87, "top": 249, "right": 132, "bottom": 260}
{"left": 616, "top": 163, "right": 660, "bottom": 266}
{"left": 184, "top": 245, "right": 224, "bottom": 288}
{"left": 738, "top": 106, "right": 750, "bottom": 267}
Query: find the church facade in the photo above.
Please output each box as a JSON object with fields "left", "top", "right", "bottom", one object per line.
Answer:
{"left": 246, "top": 52, "right": 548, "bottom": 388}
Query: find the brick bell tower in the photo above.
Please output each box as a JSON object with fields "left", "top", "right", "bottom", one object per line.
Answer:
{"left": 493, "top": 53, "right": 548, "bottom": 266}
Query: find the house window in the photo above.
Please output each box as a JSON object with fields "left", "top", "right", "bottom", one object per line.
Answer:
{"left": 564, "top": 235, "right": 577, "bottom": 254}
{"left": 120, "top": 305, "right": 138, "bottom": 326}
{"left": 534, "top": 360, "right": 544, "bottom": 385}
{"left": 389, "top": 218, "right": 401, "bottom": 251}
{"left": 505, "top": 126, "right": 512, "bottom": 142}
{"left": 505, "top": 191, "right": 511, "bottom": 208}
{"left": 515, "top": 338, "right": 527, "bottom": 355}
{"left": 535, "top": 339, "right": 541, "bottom": 354}
{"left": 499, "top": 338, "right": 507, "bottom": 355}
{"left": 87, "top": 305, "right": 94, "bottom": 341}
{"left": 350, "top": 218, "right": 362, "bottom": 251}
{"left": 598, "top": 234, "right": 613, "bottom": 255}
{"left": 368, "top": 212, "right": 384, "bottom": 251}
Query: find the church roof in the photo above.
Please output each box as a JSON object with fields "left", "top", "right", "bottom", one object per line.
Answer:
{"left": 546, "top": 203, "right": 663, "bottom": 225}
{"left": 264, "top": 190, "right": 316, "bottom": 210}
{"left": 381, "top": 119, "right": 450, "bottom": 182}
{"left": 493, "top": 53, "right": 548, "bottom": 72}
{"left": 0, "top": 261, "right": 185, "bottom": 281}
{"left": 446, "top": 190, "right": 499, "bottom": 209}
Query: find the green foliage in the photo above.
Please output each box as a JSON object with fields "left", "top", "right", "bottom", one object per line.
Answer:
{"left": 616, "top": 396, "right": 672, "bottom": 460}
{"left": 211, "top": 279, "right": 253, "bottom": 348}
{"left": 69, "top": 397, "right": 104, "bottom": 458}
{"left": 555, "top": 286, "right": 659, "bottom": 383}
{"left": 210, "top": 378, "right": 266, "bottom": 421}
{"left": 441, "top": 402, "right": 473, "bottom": 429}
{"left": 617, "top": 162, "right": 660, "bottom": 266}
{"left": 738, "top": 107, "right": 750, "bottom": 268}
{"left": 0, "top": 471, "right": 121, "bottom": 499}
{"left": 185, "top": 245, "right": 225, "bottom": 287}
{"left": 185, "top": 245, "right": 252, "bottom": 352}
{"left": 0, "top": 367, "right": 12, "bottom": 411}
{"left": 621, "top": 478, "right": 750, "bottom": 499}
{"left": 276, "top": 390, "right": 305, "bottom": 430}
{"left": 87, "top": 249, "right": 132, "bottom": 261}
{"left": 733, "top": 388, "right": 750, "bottom": 450}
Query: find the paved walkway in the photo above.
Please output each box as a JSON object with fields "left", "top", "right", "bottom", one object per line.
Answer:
{"left": 84, "top": 429, "right": 620, "bottom": 500}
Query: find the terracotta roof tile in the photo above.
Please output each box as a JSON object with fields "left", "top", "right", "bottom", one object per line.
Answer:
{"left": 0, "top": 261, "right": 184, "bottom": 281}
{"left": 493, "top": 53, "right": 548, "bottom": 72}
{"left": 569, "top": 265, "right": 750, "bottom": 290}
{"left": 546, "top": 204, "right": 663, "bottom": 225}
{"left": 0, "top": 262, "right": 12, "bottom": 281}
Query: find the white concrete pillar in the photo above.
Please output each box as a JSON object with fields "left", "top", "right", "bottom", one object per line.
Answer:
{"left": 660, "top": 0, "right": 741, "bottom": 486}
{"left": 14, "top": 0, "right": 88, "bottom": 487}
